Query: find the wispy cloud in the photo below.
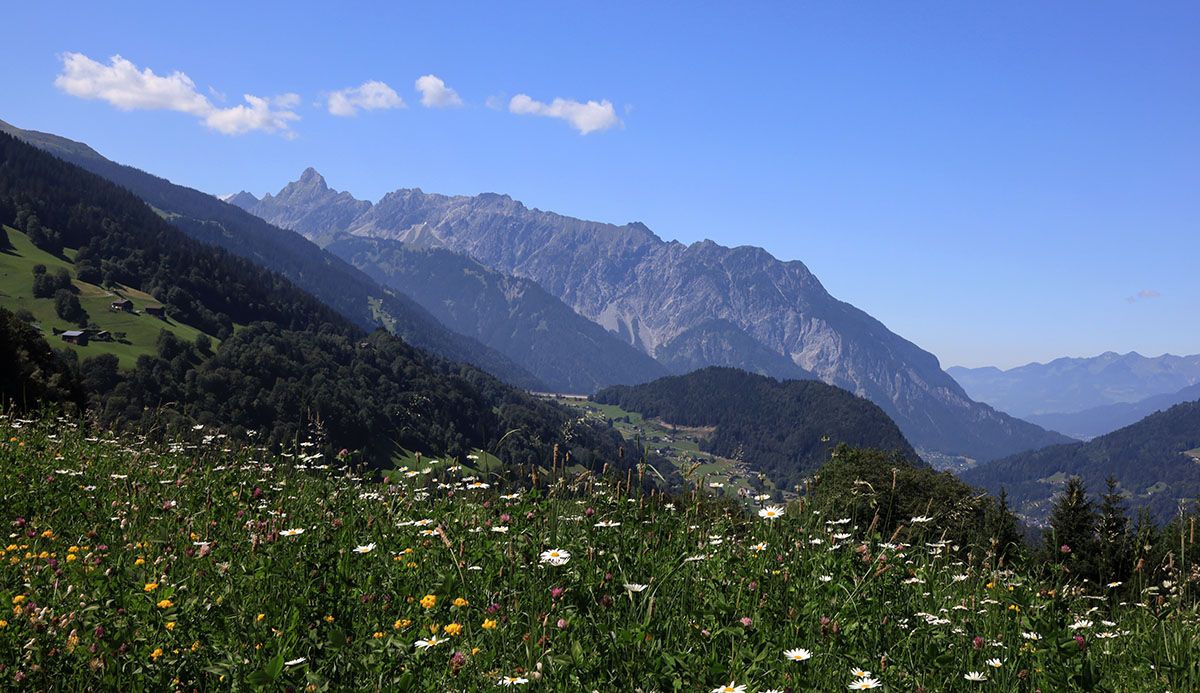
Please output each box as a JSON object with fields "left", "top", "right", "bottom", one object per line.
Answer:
{"left": 415, "top": 75, "right": 463, "bottom": 108}
{"left": 1126, "top": 289, "right": 1161, "bottom": 303}
{"left": 55, "top": 53, "right": 300, "bottom": 138}
{"left": 326, "top": 80, "right": 405, "bottom": 116}
{"left": 509, "top": 94, "right": 623, "bottom": 135}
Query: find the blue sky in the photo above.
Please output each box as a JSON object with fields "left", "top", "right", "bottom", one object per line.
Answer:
{"left": 3, "top": 1, "right": 1197, "bottom": 369}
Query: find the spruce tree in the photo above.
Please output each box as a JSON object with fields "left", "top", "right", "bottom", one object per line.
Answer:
{"left": 1044, "top": 476, "right": 1099, "bottom": 582}
{"left": 985, "top": 487, "right": 1025, "bottom": 567}
{"left": 1096, "top": 475, "right": 1131, "bottom": 585}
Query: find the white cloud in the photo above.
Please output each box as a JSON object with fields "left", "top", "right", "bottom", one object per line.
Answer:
{"left": 204, "top": 94, "right": 301, "bottom": 138}
{"left": 509, "top": 94, "right": 623, "bottom": 134}
{"left": 54, "top": 53, "right": 299, "bottom": 137}
{"left": 326, "top": 80, "right": 405, "bottom": 116}
{"left": 415, "top": 74, "right": 463, "bottom": 108}
{"left": 1126, "top": 289, "right": 1161, "bottom": 303}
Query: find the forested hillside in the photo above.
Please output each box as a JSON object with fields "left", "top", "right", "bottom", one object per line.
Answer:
{"left": 962, "top": 399, "right": 1200, "bottom": 524}
{"left": 0, "top": 119, "right": 543, "bottom": 391}
{"left": 0, "top": 132, "right": 631, "bottom": 471}
{"left": 593, "top": 367, "right": 918, "bottom": 492}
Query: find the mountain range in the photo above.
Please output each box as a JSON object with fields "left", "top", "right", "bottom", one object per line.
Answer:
{"left": 948, "top": 351, "right": 1200, "bottom": 418}
{"left": 231, "top": 169, "right": 1071, "bottom": 461}
{"left": 1024, "top": 382, "right": 1200, "bottom": 441}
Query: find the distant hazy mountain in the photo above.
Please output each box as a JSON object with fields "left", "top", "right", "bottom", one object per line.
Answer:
{"left": 962, "top": 398, "right": 1200, "bottom": 525}
{"left": 242, "top": 170, "right": 1071, "bottom": 461}
{"left": 325, "top": 236, "right": 670, "bottom": 393}
{"left": 948, "top": 351, "right": 1200, "bottom": 418}
{"left": 0, "top": 119, "right": 545, "bottom": 391}
{"left": 1026, "top": 382, "right": 1200, "bottom": 441}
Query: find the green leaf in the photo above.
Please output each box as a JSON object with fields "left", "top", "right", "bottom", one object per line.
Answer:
{"left": 265, "top": 652, "right": 284, "bottom": 680}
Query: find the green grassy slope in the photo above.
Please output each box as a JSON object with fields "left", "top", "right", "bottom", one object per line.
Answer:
{"left": 0, "top": 226, "right": 212, "bottom": 368}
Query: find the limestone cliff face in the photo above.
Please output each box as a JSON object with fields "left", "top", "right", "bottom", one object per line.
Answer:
{"left": 245, "top": 171, "right": 1072, "bottom": 459}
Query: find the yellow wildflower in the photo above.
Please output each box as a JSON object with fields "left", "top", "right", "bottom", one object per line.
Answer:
{"left": 373, "top": 631, "right": 384, "bottom": 638}
{"left": 443, "top": 623, "right": 463, "bottom": 636}
{"left": 453, "top": 597, "right": 469, "bottom": 607}
{"left": 165, "top": 622, "right": 176, "bottom": 631}
{"left": 144, "top": 582, "right": 159, "bottom": 592}
{"left": 481, "top": 618, "right": 497, "bottom": 629}
{"left": 66, "top": 554, "right": 77, "bottom": 562}
{"left": 394, "top": 619, "right": 411, "bottom": 629}
{"left": 156, "top": 599, "right": 173, "bottom": 609}
{"left": 150, "top": 647, "right": 163, "bottom": 661}
{"left": 256, "top": 613, "right": 265, "bottom": 621}
{"left": 12, "top": 595, "right": 26, "bottom": 605}
{"left": 420, "top": 594, "right": 436, "bottom": 609}
{"left": 324, "top": 615, "right": 334, "bottom": 623}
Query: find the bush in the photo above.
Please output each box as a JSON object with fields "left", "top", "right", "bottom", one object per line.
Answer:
{"left": 54, "top": 288, "right": 88, "bottom": 326}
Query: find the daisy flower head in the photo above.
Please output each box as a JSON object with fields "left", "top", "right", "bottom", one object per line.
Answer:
{"left": 414, "top": 636, "right": 443, "bottom": 649}
{"left": 964, "top": 671, "right": 988, "bottom": 681}
{"left": 280, "top": 528, "right": 304, "bottom": 537}
{"left": 594, "top": 520, "right": 620, "bottom": 527}
{"left": 985, "top": 658, "right": 1003, "bottom": 668}
{"left": 711, "top": 682, "right": 746, "bottom": 693}
{"left": 758, "top": 505, "right": 784, "bottom": 520}
{"left": 624, "top": 583, "right": 648, "bottom": 592}
{"left": 784, "top": 647, "right": 812, "bottom": 661}
{"left": 850, "top": 669, "right": 872, "bottom": 678}
{"left": 498, "top": 676, "right": 529, "bottom": 685}
{"left": 848, "top": 678, "right": 882, "bottom": 689}
{"left": 540, "top": 548, "right": 570, "bottom": 566}
{"left": 353, "top": 543, "right": 375, "bottom": 553}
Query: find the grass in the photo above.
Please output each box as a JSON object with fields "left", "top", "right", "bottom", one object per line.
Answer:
{"left": 3, "top": 412, "right": 1197, "bottom": 691}
{"left": 0, "top": 226, "right": 213, "bottom": 368}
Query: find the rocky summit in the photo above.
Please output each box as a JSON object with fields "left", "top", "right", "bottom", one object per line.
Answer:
{"left": 234, "top": 171, "right": 1072, "bottom": 460}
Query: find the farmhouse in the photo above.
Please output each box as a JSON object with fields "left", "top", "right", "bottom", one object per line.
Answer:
{"left": 93, "top": 330, "right": 112, "bottom": 342}
{"left": 145, "top": 305, "right": 166, "bottom": 318}
{"left": 110, "top": 298, "right": 133, "bottom": 312}
{"left": 60, "top": 330, "right": 88, "bottom": 346}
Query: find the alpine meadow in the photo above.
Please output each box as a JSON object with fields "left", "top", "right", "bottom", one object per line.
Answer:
{"left": 3, "top": 3, "right": 1200, "bottom": 691}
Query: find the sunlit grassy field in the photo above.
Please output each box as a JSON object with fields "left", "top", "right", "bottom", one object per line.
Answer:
{"left": 0, "top": 227, "right": 213, "bottom": 368}
{"left": 1, "top": 413, "right": 1197, "bottom": 691}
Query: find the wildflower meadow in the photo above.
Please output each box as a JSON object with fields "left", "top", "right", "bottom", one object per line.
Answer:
{"left": 1, "top": 413, "right": 1198, "bottom": 691}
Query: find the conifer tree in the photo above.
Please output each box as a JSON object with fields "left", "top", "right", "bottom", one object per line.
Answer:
{"left": 1044, "top": 476, "right": 1099, "bottom": 581}
{"left": 1096, "top": 475, "right": 1131, "bottom": 585}
{"left": 985, "top": 487, "right": 1025, "bottom": 566}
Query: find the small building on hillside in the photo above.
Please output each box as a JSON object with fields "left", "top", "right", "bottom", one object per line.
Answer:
{"left": 93, "top": 330, "right": 112, "bottom": 342}
{"left": 111, "top": 298, "right": 133, "bottom": 312}
{"left": 145, "top": 305, "right": 166, "bottom": 318}
{"left": 61, "top": 330, "right": 88, "bottom": 346}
